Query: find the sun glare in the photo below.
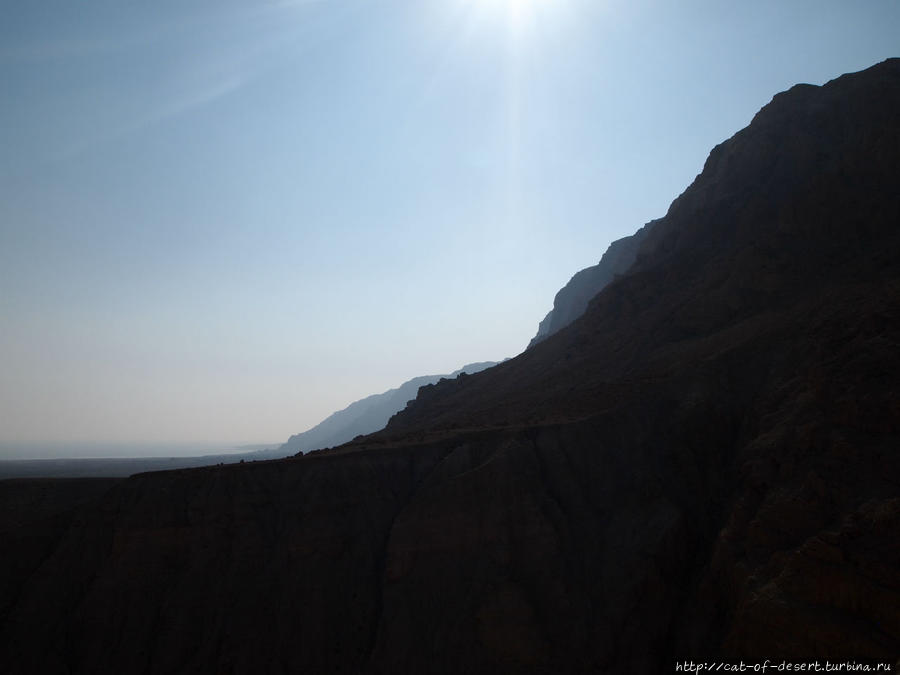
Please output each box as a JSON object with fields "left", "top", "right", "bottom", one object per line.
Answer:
{"left": 468, "top": 0, "right": 553, "bottom": 37}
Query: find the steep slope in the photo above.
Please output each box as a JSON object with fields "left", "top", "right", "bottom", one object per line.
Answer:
{"left": 384, "top": 58, "right": 900, "bottom": 437}
{"left": 1, "top": 59, "right": 899, "bottom": 675}
{"left": 276, "top": 362, "right": 498, "bottom": 456}
{"left": 527, "top": 224, "right": 651, "bottom": 348}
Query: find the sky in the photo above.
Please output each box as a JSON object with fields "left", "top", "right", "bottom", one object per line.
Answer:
{"left": 1, "top": 0, "right": 898, "bottom": 455}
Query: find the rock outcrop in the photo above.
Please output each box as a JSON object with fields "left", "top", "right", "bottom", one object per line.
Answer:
{"left": 527, "top": 224, "right": 651, "bottom": 348}
{"left": 1, "top": 59, "right": 899, "bottom": 674}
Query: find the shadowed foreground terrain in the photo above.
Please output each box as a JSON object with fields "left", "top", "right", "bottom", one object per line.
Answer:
{"left": 1, "top": 59, "right": 899, "bottom": 674}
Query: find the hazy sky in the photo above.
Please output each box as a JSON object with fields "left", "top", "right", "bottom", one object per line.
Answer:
{"left": 2, "top": 0, "right": 898, "bottom": 451}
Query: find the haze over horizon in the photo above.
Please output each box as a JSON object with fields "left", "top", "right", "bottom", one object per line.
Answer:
{"left": 2, "top": 0, "right": 898, "bottom": 455}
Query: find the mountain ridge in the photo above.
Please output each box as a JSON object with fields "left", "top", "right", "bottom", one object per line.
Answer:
{"left": 275, "top": 361, "right": 498, "bottom": 456}
{"left": 527, "top": 223, "right": 652, "bottom": 348}
{"left": 380, "top": 57, "right": 900, "bottom": 438}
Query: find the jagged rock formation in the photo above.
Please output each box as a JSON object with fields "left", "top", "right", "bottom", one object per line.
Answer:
{"left": 276, "top": 362, "right": 498, "bottom": 456}
{"left": 1, "top": 59, "right": 899, "bottom": 674}
{"left": 527, "top": 224, "right": 651, "bottom": 348}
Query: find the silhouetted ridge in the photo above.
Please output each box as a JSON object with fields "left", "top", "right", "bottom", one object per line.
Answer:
{"left": 383, "top": 57, "right": 900, "bottom": 436}
{"left": 277, "top": 361, "right": 498, "bottom": 455}
{"left": 527, "top": 223, "right": 652, "bottom": 348}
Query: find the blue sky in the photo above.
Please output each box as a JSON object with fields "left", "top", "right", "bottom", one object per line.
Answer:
{"left": 1, "top": 0, "right": 898, "bottom": 451}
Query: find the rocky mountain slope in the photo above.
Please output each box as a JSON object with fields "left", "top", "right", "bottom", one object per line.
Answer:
{"left": 276, "top": 362, "right": 498, "bottom": 456}
{"left": 1, "top": 59, "right": 899, "bottom": 674}
{"left": 527, "top": 224, "right": 651, "bottom": 348}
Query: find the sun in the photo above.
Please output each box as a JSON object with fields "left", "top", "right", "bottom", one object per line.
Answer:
{"left": 469, "top": 0, "right": 552, "bottom": 36}
{"left": 505, "top": 0, "right": 534, "bottom": 25}
{"left": 498, "top": 0, "right": 533, "bottom": 13}
{"left": 499, "top": 0, "right": 546, "bottom": 20}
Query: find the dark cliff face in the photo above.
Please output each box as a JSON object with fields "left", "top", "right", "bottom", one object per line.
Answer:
{"left": 527, "top": 224, "right": 651, "bottom": 349}
{"left": 2, "top": 59, "right": 900, "bottom": 674}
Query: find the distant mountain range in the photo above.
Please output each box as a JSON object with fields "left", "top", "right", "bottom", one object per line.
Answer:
{"left": 0, "top": 365, "right": 504, "bottom": 476}
{"left": 271, "top": 361, "right": 499, "bottom": 456}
